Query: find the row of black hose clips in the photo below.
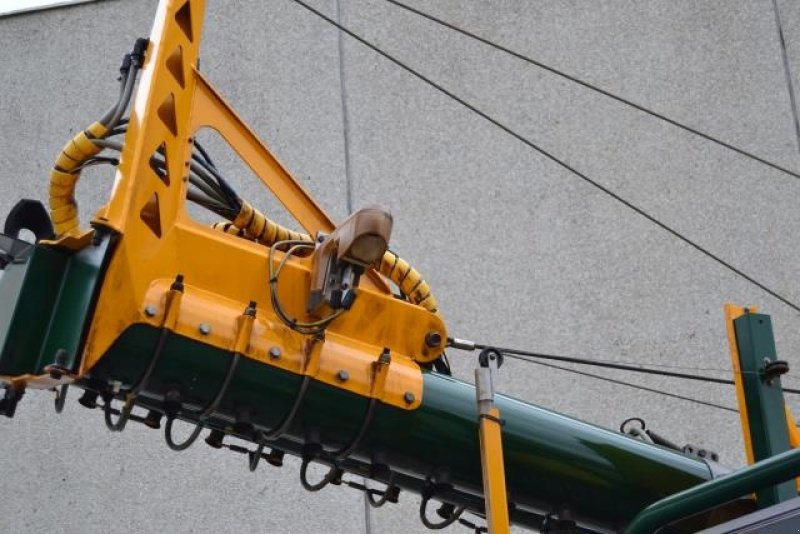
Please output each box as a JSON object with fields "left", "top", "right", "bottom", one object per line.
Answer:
{"left": 51, "top": 272, "right": 485, "bottom": 532}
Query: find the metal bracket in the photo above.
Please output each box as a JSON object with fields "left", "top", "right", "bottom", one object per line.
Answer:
{"left": 724, "top": 304, "right": 796, "bottom": 508}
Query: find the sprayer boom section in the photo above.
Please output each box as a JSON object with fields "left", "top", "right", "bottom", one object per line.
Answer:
{"left": 2, "top": 1, "right": 800, "bottom": 532}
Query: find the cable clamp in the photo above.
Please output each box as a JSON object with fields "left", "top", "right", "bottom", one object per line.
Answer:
{"left": 478, "top": 413, "right": 505, "bottom": 426}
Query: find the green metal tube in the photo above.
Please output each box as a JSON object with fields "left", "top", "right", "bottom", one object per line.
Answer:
{"left": 86, "top": 325, "right": 716, "bottom": 531}
{"left": 0, "top": 238, "right": 720, "bottom": 531}
{"left": 625, "top": 447, "right": 800, "bottom": 533}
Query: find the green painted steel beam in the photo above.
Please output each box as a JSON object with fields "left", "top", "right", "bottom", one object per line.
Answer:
{"left": 625, "top": 447, "right": 800, "bottom": 534}
{"left": 0, "top": 236, "right": 725, "bottom": 531}
{"left": 0, "top": 234, "right": 113, "bottom": 377}
{"left": 733, "top": 312, "right": 795, "bottom": 507}
{"left": 87, "top": 324, "right": 717, "bottom": 530}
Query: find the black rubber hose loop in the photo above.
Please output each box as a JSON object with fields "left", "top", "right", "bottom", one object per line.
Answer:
{"left": 54, "top": 384, "right": 68, "bottom": 414}
{"left": 299, "top": 458, "right": 340, "bottom": 492}
{"left": 104, "top": 396, "right": 132, "bottom": 432}
{"left": 419, "top": 493, "right": 465, "bottom": 530}
{"left": 366, "top": 471, "right": 396, "bottom": 508}
{"left": 164, "top": 416, "right": 204, "bottom": 451}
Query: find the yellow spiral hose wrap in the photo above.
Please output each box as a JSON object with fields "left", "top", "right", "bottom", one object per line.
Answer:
{"left": 49, "top": 121, "right": 108, "bottom": 237}
{"left": 379, "top": 251, "right": 438, "bottom": 314}
{"left": 214, "top": 201, "right": 440, "bottom": 315}
{"left": 232, "top": 199, "right": 311, "bottom": 244}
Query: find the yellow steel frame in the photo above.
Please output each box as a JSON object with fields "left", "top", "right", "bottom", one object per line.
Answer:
{"left": 49, "top": 0, "right": 448, "bottom": 409}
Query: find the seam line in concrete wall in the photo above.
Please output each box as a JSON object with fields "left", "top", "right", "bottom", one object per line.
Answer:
{"left": 332, "top": 7, "right": 373, "bottom": 533}
{"left": 335, "top": 0, "right": 355, "bottom": 215}
{"left": 772, "top": 0, "right": 800, "bottom": 155}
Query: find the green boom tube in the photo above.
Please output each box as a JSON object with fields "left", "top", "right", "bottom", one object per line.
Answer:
{"left": 86, "top": 324, "right": 717, "bottom": 532}
{"left": 0, "top": 236, "right": 719, "bottom": 532}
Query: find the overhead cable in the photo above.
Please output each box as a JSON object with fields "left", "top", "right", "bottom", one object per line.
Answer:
{"left": 471, "top": 344, "right": 800, "bottom": 395}
{"left": 527, "top": 359, "right": 739, "bottom": 414}
{"left": 288, "top": 0, "right": 800, "bottom": 314}
{"left": 385, "top": 0, "right": 800, "bottom": 179}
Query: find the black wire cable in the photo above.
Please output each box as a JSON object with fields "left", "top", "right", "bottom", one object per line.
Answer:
{"left": 526, "top": 358, "right": 739, "bottom": 413}
{"left": 453, "top": 339, "right": 776, "bottom": 374}
{"left": 477, "top": 345, "right": 800, "bottom": 395}
{"left": 385, "top": 0, "right": 800, "bottom": 181}
{"left": 287, "top": 0, "right": 800, "bottom": 315}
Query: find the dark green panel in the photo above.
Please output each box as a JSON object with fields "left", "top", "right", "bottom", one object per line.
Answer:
{"left": 733, "top": 312, "right": 795, "bottom": 507}
{"left": 0, "top": 244, "right": 68, "bottom": 375}
{"left": 38, "top": 236, "right": 112, "bottom": 372}
{"left": 0, "top": 234, "right": 112, "bottom": 377}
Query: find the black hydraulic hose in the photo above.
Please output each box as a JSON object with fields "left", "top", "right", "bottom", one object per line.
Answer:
{"left": 164, "top": 354, "right": 242, "bottom": 451}
{"left": 105, "top": 276, "right": 182, "bottom": 433}
{"left": 323, "top": 397, "right": 378, "bottom": 462}
{"left": 419, "top": 493, "right": 465, "bottom": 530}
{"left": 104, "top": 62, "right": 139, "bottom": 130}
{"left": 102, "top": 38, "right": 148, "bottom": 129}
{"left": 299, "top": 459, "right": 342, "bottom": 492}
{"left": 90, "top": 138, "right": 233, "bottom": 209}
{"left": 366, "top": 472, "right": 397, "bottom": 508}
{"left": 261, "top": 375, "right": 312, "bottom": 441}
{"left": 164, "top": 417, "right": 204, "bottom": 451}
{"left": 98, "top": 68, "right": 131, "bottom": 127}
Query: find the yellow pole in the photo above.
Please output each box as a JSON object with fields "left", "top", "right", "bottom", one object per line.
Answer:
{"left": 476, "top": 350, "right": 510, "bottom": 534}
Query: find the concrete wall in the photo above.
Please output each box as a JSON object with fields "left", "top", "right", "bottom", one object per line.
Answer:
{"left": 1, "top": 0, "right": 799, "bottom": 532}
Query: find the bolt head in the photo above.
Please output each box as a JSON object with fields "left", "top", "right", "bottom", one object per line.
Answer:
{"left": 269, "top": 346, "right": 282, "bottom": 360}
{"left": 144, "top": 304, "right": 157, "bottom": 317}
{"left": 198, "top": 323, "right": 211, "bottom": 335}
{"left": 336, "top": 370, "right": 349, "bottom": 382}
{"left": 403, "top": 392, "right": 415, "bottom": 404}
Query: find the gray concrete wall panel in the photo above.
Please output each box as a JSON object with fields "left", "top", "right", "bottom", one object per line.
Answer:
{"left": 2, "top": 1, "right": 800, "bottom": 532}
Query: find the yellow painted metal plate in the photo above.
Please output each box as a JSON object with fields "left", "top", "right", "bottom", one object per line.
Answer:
{"left": 76, "top": 0, "right": 440, "bottom": 410}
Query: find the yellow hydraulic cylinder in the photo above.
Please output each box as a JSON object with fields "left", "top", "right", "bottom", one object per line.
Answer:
{"left": 475, "top": 349, "right": 510, "bottom": 534}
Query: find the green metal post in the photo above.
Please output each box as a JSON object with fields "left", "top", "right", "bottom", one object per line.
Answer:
{"left": 733, "top": 312, "right": 794, "bottom": 507}
{"left": 625, "top": 447, "right": 800, "bottom": 534}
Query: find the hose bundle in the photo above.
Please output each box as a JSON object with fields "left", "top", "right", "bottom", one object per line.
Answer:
{"left": 212, "top": 201, "right": 439, "bottom": 315}
{"left": 48, "top": 39, "right": 148, "bottom": 237}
